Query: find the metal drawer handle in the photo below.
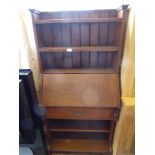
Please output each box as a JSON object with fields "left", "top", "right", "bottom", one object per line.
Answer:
{"left": 75, "top": 110, "right": 85, "bottom": 117}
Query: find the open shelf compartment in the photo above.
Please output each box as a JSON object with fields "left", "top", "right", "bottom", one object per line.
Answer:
{"left": 51, "top": 139, "right": 111, "bottom": 154}
{"left": 35, "top": 22, "right": 121, "bottom": 48}
{"left": 40, "top": 51, "right": 119, "bottom": 73}
{"left": 47, "top": 119, "right": 111, "bottom": 133}
{"left": 50, "top": 132, "right": 109, "bottom": 140}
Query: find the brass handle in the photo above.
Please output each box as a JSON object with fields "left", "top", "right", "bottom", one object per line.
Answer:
{"left": 75, "top": 110, "right": 85, "bottom": 117}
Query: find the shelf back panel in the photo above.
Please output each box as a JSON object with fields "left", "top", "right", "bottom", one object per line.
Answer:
{"left": 50, "top": 132, "right": 109, "bottom": 140}
{"left": 40, "top": 51, "right": 117, "bottom": 71}
{"left": 30, "top": 6, "right": 129, "bottom": 73}
{"left": 36, "top": 22, "right": 121, "bottom": 48}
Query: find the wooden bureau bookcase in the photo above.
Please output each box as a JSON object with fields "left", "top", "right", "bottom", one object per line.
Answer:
{"left": 30, "top": 5, "right": 129, "bottom": 155}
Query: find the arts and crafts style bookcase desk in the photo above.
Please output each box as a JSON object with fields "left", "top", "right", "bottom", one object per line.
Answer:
{"left": 30, "top": 5, "right": 129, "bottom": 154}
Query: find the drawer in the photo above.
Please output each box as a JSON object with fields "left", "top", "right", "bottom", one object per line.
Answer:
{"left": 45, "top": 107, "right": 119, "bottom": 120}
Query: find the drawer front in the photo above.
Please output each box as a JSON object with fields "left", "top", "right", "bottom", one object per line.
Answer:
{"left": 45, "top": 107, "right": 119, "bottom": 120}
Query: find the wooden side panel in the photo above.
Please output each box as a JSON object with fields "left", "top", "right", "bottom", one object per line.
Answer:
{"left": 90, "top": 12, "right": 99, "bottom": 68}
{"left": 114, "top": 6, "right": 129, "bottom": 72}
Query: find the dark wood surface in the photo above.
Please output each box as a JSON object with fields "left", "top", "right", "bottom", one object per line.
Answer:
{"left": 32, "top": 9, "right": 124, "bottom": 73}
{"left": 30, "top": 5, "right": 129, "bottom": 155}
{"left": 30, "top": 6, "right": 128, "bottom": 74}
{"left": 41, "top": 74, "right": 120, "bottom": 107}
{"left": 40, "top": 51, "right": 116, "bottom": 72}
{"left": 35, "top": 18, "right": 122, "bottom": 24}
{"left": 39, "top": 46, "right": 119, "bottom": 52}
{"left": 45, "top": 107, "right": 119, "bottom": 120}
{"left": 43, "top": 68, "right": 115, "bottom": 74}
{"left": 47, "top": 120, "right": 110, "bottom": 133}
{"left": 37, "top": 22, "right": 120, "bottom": 49}
{"left": 50, "top": 132, "right": 109, "bottom": 140}
{"left": 51, "top": 139, "right": 110, "bottom": 153}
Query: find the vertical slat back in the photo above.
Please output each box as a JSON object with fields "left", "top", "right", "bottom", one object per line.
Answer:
{"left": 70, "top": 13, "right": 81, "bottom": 68}
{"left": 51, "top": 14, "right": 64, "bottom": 68}
{"left": 89, "top": 12, "right": 99, "bottom": 68}
{"left": 80, "top": 12, "right": 90, "bottom": 68}
{"left": 30, "top": 7, "right": 129, "bottom": 73}
{"left": 42, "top": 24, "right": 53, "bottom": 46}
{"left": 61, "top": 13, "right": 72, "bottom": 68}
{"left": 106, "top": 12, "right": 116, "bottom": 68}
{"left": 98, "top": 12, "right": 109, "bottom": 68}
{"left": 35, "top": 25, "right": 43, "bottom": 47}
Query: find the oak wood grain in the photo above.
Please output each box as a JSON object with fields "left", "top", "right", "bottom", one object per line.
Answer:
{"left": 41, "top": 74, "right": 120, "bottom": 107}
{"left": 45, "top": 107, "right": 119, "bottom": 120}
{"left": 35, "top": 18, "right": 122, "bottom": 24}
{"left": 51, "top": 139, "right": 110, "bottom": 153}
{"left": 43, "top": 68, "right": 116, "bottom": 74}
{"left": 39, "top": 46, "right": 119, "bottom": 52}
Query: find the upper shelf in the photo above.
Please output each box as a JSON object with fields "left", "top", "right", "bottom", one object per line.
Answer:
{"left": 35, "top": 18, "right": 122, "bottom": 24}
{"left": 30, "top": 6, "right": 129, "bottom": 74}
{"left": 39, "top": 46, "right": 119, "bottom": 52}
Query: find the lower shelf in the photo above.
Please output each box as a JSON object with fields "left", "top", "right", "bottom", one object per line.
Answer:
{"left": 51, "top": 139, "right": 111, "bottom": 154}
{"left": 43, "top": 68, "right": 115, "bottom": 74}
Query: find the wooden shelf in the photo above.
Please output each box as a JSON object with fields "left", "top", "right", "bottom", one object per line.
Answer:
{"left": 49, "top": 128, "right": 109, "bottom": 133}
{"left": 39, "top": 46, "right": 119, "bottom": 52}
{"left": 35, "top": 17, "right": 122, "bottom": 24}
{"left": 43, "top": 68, "right": 116, "bottom": 74}
{"left": 51, "top": 139, "right": 110, "bottom": 153}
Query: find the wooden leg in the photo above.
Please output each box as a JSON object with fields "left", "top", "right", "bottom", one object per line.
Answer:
{"left": 109, "top": 121, "right": 116, "bottom": 151}
{"left": 43, "top": 119, "right": 51, "bottom": 155}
